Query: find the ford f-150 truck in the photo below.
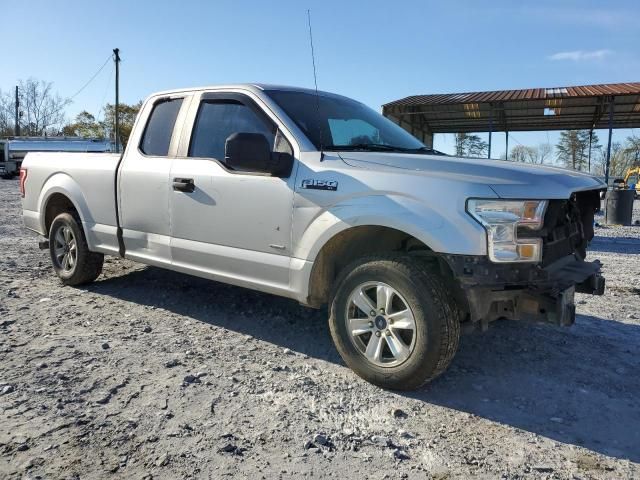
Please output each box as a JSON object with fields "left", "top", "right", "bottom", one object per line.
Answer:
{"left": 21, "top": 84, "right": 606, "bottom": 390}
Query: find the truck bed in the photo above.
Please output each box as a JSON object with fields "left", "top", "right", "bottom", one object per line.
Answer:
{"left": 22, "top": 152, "right": 122, "bottom": 255}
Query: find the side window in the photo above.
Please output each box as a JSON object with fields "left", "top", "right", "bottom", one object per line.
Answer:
{"left": 189, "top": 100, "right": 288, "bottom": 162}
{"left": 274, "top": 129, "right": 293, "bottom": 155}
{"left": 140, "top": 98, "right": 183, "bottom": 156}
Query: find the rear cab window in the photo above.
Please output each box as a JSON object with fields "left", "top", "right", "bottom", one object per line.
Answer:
{"left": 140, "top": 98, "right": 184, "bottom": 156}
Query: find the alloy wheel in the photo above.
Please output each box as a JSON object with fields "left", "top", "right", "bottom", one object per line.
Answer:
{"left": 345, "top": 282, "right": 417, "bottom": 367}
{"left": 53, "top": 226, "right": 77, "bottom": 273}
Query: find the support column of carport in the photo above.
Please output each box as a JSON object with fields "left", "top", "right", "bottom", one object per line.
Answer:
{"left": 487, "top": 104, "right": 493, "bottom": 159}
{"left": 604, "top": 96, "right": 615, "bottom": 185}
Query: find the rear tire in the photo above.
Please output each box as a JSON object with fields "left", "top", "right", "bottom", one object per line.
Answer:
{"left": 329, "top": 254, "right": 460, "bottom": 390}
{"left": 49, "top": 212, "right": 104, "bottom": 286}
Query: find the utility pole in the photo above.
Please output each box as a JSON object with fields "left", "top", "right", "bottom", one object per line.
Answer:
{"left": 113, "top": 48, "right": 120, "bottom": 153}
{"left": 14, "top": 86, "right": 20, "bottom": 137}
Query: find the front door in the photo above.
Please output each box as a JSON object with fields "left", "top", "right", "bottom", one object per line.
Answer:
{"left": 169, "top": 92, "right": 298, "bottom": 294}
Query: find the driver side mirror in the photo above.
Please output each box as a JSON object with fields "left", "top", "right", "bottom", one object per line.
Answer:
{"left": 224, "top": 132, "right": 293, "bottom": 177}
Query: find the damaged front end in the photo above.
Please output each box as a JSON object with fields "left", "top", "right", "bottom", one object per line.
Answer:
{"left": 449, "top": 189, "right": 605, "bottom": 329}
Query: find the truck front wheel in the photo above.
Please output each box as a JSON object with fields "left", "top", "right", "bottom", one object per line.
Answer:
{"left": 49, "top": 213, "right": 104, "bottom": 286}
{"left": 329, "top": 254, "right": 460, "bottom": 390}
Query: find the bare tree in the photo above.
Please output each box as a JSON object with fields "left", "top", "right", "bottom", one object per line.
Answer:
{"left": 625, "top": 134, "right": 640, "bottom": 167}
{"left": 17, "top": 78, "right": 70, "bottom": 135}
{"left": 594, "top": 142, "right": 634, "bottom": 178}
{"left": 0, "top": 79, "right": 69, "bottom": 137}
{"left": 590, "top": 135, "right": 639, "bottom": 178}
{"left": 0, "top": 89, "right": 15, "bottom": 136}
{"left": 536, "top": 143, "right": 552, "bottom": 164}
{"left": 510, "top": 145, "right": 538, "bottom": 163}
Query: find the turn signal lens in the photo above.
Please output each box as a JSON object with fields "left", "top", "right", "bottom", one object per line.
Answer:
{"left": 19, "top": 168, "right": 27, "bottom": 198}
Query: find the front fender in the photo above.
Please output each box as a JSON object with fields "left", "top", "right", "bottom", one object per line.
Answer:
{"left": 292, "top": 194, "right": 487, "bottom": 262}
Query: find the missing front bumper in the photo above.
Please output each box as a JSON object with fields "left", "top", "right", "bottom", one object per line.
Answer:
{"left": 445, "top": 254, "right": 605, "bottom": 328}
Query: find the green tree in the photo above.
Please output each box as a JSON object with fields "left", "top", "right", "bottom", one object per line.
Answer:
{"left": 455, "top": 133, "right": 488, "bottom": 157}
{"left": 61, "top": 101, "right": 141, "bottom": 148}
{"left": 556, "top": 130, "right": 600, "bottom": 171}
{"left": 62, "top": 111, "right": 105, "bottom": 137}
{"left": 103, "top": 102, "right": 142, "bottom": 148}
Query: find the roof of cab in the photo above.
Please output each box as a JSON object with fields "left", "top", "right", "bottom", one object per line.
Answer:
{"left": 148, "top": 83, "right": 350, "bottom": 100}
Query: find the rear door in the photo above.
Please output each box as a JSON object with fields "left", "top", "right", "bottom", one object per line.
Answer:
{"left": 169, "top": 90, "right": 298, "bottom": 293}
{"left": 118, "top": 94, "right": 190, "bottom": 267}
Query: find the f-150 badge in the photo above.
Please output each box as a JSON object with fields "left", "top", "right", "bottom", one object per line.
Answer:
{"left": 301, "top": 179, "right": 338, "bottom": 191}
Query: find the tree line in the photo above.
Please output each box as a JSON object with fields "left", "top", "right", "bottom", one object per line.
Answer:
{"left": 0, "top": 77, "right": 140, "bottom": 148}
{"left": 454, "top": 131, "right": 639, "bottom": 177}
{"left": 2, "top": 77, "right": 639, "bottom": 176}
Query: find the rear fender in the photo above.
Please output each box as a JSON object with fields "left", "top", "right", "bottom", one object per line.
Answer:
{"left": 37, "top": 173, "right": 91, "bottom": 235}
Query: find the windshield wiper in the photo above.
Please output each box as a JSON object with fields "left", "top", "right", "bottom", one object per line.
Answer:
{"left": 326, "top": 144, "right": 448, "bottom": 155}
{"left": 403, "top": 146, "right": 448, "bottom": 155}
{"left": 326, "top": 143, "right": 405, "bottom": 152}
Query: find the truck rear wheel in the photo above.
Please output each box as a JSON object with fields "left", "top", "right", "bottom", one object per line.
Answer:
{"left": 49, "top": 212, "right": 104, "bottom": 286}
{"left": 329, "top": 254, "right": 460, "bottom": 390}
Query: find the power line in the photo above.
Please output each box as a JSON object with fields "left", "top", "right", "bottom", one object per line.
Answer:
{"left": 507, "top": 132, "right": 525, "bottom": 147}
{"left": 96, "top": 63, "right": 114, "bottom": 125}
{"left": 67, "top": 54, "right": 113, "bottom": 102}
{"left": 18, "top": 53, "right": 114, "bottom": 131}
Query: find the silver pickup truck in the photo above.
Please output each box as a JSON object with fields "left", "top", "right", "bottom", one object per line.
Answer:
{"left": 21, "top": 84, "right": 606, "bottom": 390}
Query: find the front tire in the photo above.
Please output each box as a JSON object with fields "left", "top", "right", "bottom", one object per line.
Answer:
{"left": 329, "top": 254, "right": 460, "bottom": 390}
{"left": 49, "top": 213, "right": 104, "bottom": 286}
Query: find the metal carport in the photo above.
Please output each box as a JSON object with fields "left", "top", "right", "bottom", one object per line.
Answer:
{"left": 382, "top": 82, "right": 640, "bottom": 182}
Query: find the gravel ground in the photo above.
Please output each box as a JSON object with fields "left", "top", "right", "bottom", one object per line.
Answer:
{"left": 1, "top": 178, "right": 639, "bottom": 479}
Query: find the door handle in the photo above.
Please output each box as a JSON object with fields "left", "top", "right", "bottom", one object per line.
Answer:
{"left": 173, "top": 178, "right": 195, "bottom": 193}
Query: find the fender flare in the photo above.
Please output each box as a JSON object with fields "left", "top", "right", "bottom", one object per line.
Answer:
{"left": 37, "top": 173, "right": 92, "bottom": 234}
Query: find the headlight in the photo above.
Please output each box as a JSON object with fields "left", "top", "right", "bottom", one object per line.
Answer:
{"left": 467, "top": 199, "right": 547, "bottom": 263}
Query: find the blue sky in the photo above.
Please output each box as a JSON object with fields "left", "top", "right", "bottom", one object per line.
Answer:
{"left": 2, "top": 0, "right": 639, "bottom": 157}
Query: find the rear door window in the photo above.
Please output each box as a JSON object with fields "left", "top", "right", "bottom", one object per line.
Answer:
{"left": 140, "top": 98, "right": 184, "bottom": 156}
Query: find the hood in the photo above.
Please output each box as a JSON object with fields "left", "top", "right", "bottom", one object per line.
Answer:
{"left": 338, "top": 152, "right": 606, "bottom": 199}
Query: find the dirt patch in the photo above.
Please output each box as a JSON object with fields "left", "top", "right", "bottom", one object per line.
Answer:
{"left": 1, "top": 178, "right": 639, "bottom": 478}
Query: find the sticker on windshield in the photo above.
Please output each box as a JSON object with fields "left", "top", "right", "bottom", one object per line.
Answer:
{"left": 301, "top": 179, "right": 338, "bottom": 191}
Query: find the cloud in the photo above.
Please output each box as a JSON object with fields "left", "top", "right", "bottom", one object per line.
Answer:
{"left": 548, "top": 49, "right": 613, "bottom": 61}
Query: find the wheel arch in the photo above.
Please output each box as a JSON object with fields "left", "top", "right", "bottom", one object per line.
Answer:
{"left": 305, "top": 224, "right": 464, "bottom": 310}
{"left": 38, "top": 174, "right": 90, "bottom": 236}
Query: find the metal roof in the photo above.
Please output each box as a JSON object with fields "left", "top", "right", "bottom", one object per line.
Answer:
{"left": 382, "top": 82, "right": 640, "bottom": 140}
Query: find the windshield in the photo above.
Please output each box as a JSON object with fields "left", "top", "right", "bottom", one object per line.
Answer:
{"left": 266, "top": 90, "right": 429, "bottom": 153}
